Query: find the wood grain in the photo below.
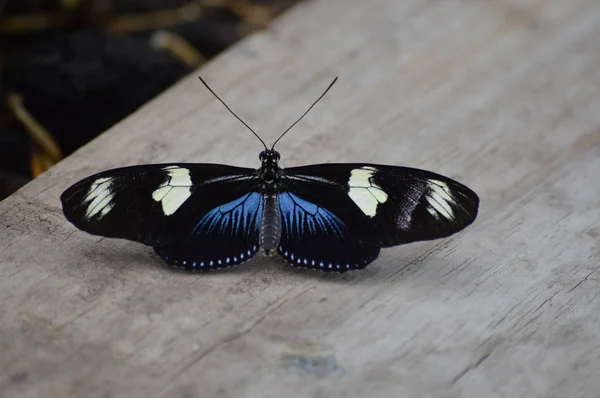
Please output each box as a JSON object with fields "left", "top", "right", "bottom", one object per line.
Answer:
{"left": 2, "top": 0, "right": 600, "bottom": 397}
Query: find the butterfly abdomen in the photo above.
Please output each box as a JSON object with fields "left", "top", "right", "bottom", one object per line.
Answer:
{"left": 259, "top": 194, "right": 281, "bottom": 255}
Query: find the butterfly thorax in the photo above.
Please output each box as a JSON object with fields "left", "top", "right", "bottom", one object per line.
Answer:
{"left": 258, "top": 149, "right": 283, "bottom": 254}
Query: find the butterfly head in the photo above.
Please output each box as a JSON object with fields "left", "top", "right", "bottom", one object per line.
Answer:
{"left": 259, "top": 149, "right": 280, "bottom": 164}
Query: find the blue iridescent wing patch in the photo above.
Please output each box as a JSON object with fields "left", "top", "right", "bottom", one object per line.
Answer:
{"left": 277, "top": 192, "right": 380, "bottom": 272}
{"left": 154, "top": 192, "right": 263, "bottom": 270}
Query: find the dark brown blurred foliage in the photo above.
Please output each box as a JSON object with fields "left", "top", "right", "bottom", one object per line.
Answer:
{"left": 0, "top": 0, "right": 301, "bottom": 199}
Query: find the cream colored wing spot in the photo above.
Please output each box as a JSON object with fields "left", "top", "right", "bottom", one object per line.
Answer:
{"left": 152, "top": 166, "right": 192, "bottom": 216}
{"left": 84, "top": 177, "right": 115, "bottom": 219}
{"left": 426, "top": 179, "right": 455, "bottom": 220}
{"left": 347, "top": 166, "right": 388, "bottom": 218}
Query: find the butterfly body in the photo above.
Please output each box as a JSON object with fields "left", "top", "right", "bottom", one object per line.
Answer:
{"left": 60, "top": 77, "right": 479, "bottom": 273}
{"left": 258, "top": 150, "right": 283, "bottom": 255}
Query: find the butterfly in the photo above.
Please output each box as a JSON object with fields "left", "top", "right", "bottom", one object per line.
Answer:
{"left": 61, "top": 77, "right": 479, "bottom": 273}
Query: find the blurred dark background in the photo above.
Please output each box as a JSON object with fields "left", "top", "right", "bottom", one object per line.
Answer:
{"left": 0, "top": 0, "right": 301, "bottom": 200}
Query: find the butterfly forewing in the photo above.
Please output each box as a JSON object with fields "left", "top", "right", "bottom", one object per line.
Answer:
{"left": 61, "top": 163, "right": 262, "bottom": 270}
{"left": 278, "top": 163, "right": 479, "bottom": 271}
{"left": 362, "top": 165, "right": 479, "bottom": 246}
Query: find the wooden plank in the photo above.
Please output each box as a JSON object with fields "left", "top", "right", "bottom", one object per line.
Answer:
{"left": 2, "top": 0, "right": 600, "bottom": 397}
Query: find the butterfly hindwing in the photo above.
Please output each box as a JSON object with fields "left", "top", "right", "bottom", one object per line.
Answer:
{"left": 153, "top": 191, "right": 263, "bottom": 269}
{"left": 276, "top": 191, "right": 381, "bottom": 272}
{"left": 61, "top": 164, "right": 262, "bottom": 270}
{"left": 277, "top": 163, "right": 479, "bottom": 271}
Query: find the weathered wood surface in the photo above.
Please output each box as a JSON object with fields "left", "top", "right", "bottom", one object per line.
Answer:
{"left": 2, "top": 0, "right": 600, "bottom": 397}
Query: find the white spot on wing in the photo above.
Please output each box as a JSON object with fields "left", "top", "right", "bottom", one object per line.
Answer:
{"left": 151, "top": 186, "right": 171, "bottom": 202}
{"left": 152, "top": 166, "right": 192, "bottom": 216}
{"left": 84, "top": 177, "right": 114, "bottom": 220}
{"left": 426, "top": 180, "right": 454, "bottom": 220}
{"left": 347, "top": 166, "right": 388, "bottom": 217}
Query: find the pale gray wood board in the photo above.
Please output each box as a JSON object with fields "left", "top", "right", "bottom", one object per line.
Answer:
{"left": 1, "top": 0, "right": 600, "bottom": 397}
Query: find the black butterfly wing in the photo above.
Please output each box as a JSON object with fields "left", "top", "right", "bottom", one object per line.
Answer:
{"left": 277, "top": 163, "right": 479, "bottom": 272}
{"left": 276, "top": 190, "right": 381, "bottom": 272}
{"left": 61, "top": 164, "right": 263, "bottom": 270}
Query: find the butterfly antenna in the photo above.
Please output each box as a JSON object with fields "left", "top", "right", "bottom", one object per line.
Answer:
{"left": 198, "top": 76, "right": 268, "bottom": 150}
{"left": 271, "top": 76, "right": 338, "bottom": 150}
